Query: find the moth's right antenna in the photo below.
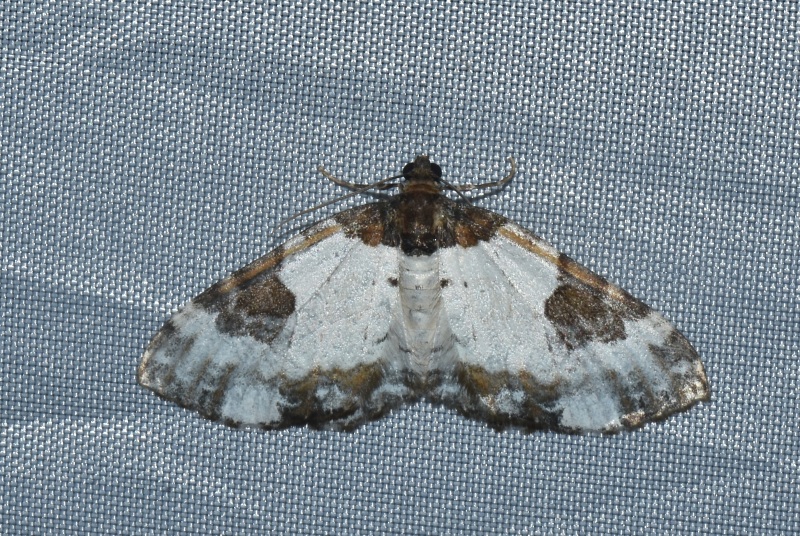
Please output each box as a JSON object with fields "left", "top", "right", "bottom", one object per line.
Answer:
{"left": 446, "top": 157, "right": 517, "bottom": 192}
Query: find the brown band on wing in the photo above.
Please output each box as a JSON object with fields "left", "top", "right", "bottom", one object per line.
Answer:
{"left": 220, "top": 223, "right": 341, "bottom": 293}
{"left": 274, "top": 362, "right": 398, "bottom": 430}
{"left": 335, "top": 197, "right": 507, "bottom": 254}
{"left": 496, "top": 225, "right": 652, "bottom": 350}
{"left": 455, "top": 365, "right": 564, "bottom": 402}
{"left": 441, "top": 364, "right": 565, "bottom": 431}
{"left": 192, "top": 224, "right": 335, "bottom": 341}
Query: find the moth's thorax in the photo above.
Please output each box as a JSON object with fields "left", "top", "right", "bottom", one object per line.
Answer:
{"left": 398, "top": 250, "right": 444, "bottom": 373}
{"left": 392, "top": 191, "right": 451, "bottom": 256}
{"left": 400, "top": 179, "right": 443, "bottom": 196}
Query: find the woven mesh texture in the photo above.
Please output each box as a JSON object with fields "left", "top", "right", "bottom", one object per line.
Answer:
{"left": 2, "top": 1, "right": 798, "bottom": 534}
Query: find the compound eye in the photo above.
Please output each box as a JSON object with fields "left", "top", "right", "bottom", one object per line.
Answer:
{"left": 429, "top": 163, "right": 442, "bottom": 179}
{"left": 402, "top": 162, "right": 416, "bottom": 177}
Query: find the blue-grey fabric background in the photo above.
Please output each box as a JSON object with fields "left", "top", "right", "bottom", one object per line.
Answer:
{"left": 2, "top": 1, "right": 797, "bottom": 534}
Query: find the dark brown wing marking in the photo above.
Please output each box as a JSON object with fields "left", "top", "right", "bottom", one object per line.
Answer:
{"left": 544, "top": 253, "right": 651, "bottom": 350}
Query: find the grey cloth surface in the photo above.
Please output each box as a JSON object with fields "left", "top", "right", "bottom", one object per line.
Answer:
{"left": 2, "top": 1, "right": 798, "bottom": 534}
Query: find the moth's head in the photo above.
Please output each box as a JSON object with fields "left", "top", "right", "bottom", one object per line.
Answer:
{"left": 400, "top": 155, "right": 443, "bottom": 192}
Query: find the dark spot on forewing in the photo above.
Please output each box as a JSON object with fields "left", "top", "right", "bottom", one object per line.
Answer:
{"left": 234, "top": 275, "right": 296, "bottom": 318}
{"left": 545, "top": 254, "right": 651, "bottom": 350}
{"left": 193, "top": 282, "right": 226, "bottom": 311}
{"left": 388, "top": 277, "right": 399, "bottom": 287}
{"left": 193, "top": 245, "right": 288, "bottom": 311}
{"left": 545, "top": 284, "right": 627, "bottom": 349}
{"left": 556, "top": 253, "right": 650, "bottom": 317}
{"left": 440, "top": 279, "right": 450, "bottom": 288}
{"left": 212, "top": 274, "right": 297, "bottom": 343}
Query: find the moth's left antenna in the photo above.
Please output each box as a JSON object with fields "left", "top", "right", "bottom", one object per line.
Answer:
{"left": 277, "top": 167, "right": 403, "bottom": 227}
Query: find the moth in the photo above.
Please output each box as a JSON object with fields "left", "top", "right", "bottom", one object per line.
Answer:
{"left": 138, "top": 156, "right": 709, "bottom": 433}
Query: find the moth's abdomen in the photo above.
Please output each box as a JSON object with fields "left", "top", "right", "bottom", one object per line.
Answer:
{"left": 399, "top": 252, "right": 444, "bottom": 371}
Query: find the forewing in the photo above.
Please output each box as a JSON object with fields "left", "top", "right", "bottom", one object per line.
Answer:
{"left": 435, "top": 219, "right": 709, "bottom": 433}
{"left": 138, "top": 213, "right": 414, "bottom": 430}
